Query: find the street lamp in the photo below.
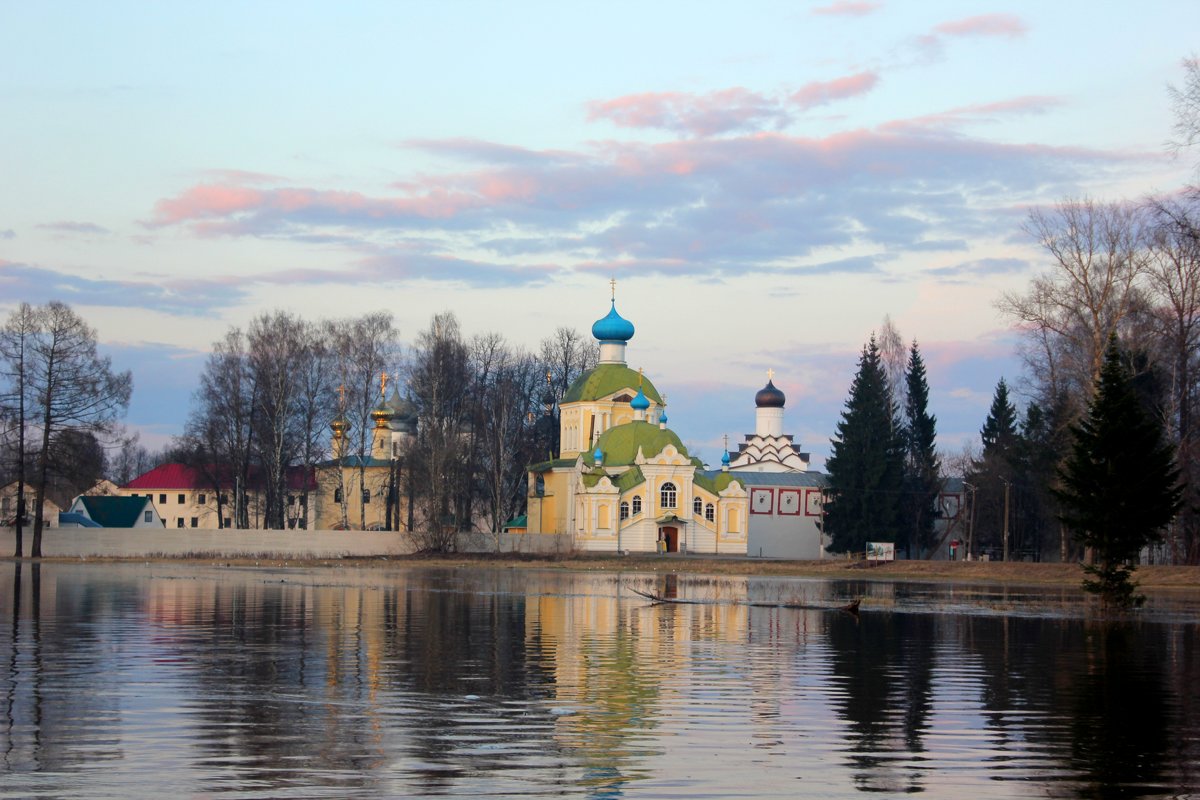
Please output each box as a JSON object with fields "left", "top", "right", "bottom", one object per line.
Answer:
{"left": 962, "top": 481, "right": 978, "bottom": 561}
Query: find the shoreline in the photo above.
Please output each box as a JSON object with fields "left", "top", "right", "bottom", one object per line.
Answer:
{"left": 5, "top": 552, "right": 1199, "bottom": 592}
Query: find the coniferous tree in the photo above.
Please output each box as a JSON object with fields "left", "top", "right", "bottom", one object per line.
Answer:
{"left": 967, "top": 378, "right": 1020, "bottom": 558}
{"left": 900, "top": 342, "right": 941, "bottom": 558}
{"left": 1056, "top": 336, "right": 1182, "bottom": 608}
{"left": 824, "top": 336, "right": 903, "bottom": 554}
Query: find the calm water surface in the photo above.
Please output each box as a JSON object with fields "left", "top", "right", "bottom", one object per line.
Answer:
{"left": 0, "top": 562, "right": 1197, "bottom": 799}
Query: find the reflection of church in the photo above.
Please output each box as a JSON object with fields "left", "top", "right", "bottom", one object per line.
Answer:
{"left": 526, "top": 291, "right": 831, "bottom": 557}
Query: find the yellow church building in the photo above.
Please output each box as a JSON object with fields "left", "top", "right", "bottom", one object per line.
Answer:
{"left": 526, "top": 294, "right": 749, "bottom": 553}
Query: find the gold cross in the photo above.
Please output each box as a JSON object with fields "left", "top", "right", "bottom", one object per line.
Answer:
{"left": 545, "top": 370, "right": 552, "bottom": 385}
{"left": 767, "top": 368, "right": 775, "bottom": 381}
{"left": 380, "top": 371, "right": 388, "bottom": 397}
{"left": 610, "top": 277, "right": 616, "bottom": 300}
{"left": 337, "top": 384, "right": 346, "bottom": 409}
{"left": 638, "top": 366, "right": 643, "bottom": 386}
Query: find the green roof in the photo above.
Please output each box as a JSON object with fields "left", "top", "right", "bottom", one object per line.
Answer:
{"left": 584, "top": 421, "right": 689, "bottom": 467}
{"left": 614, "top": 466, "right": 646, "bottom": 492}
{"left": 529, "top": 457, "right": 577, "bottom": 473}
{"left": 581, "top": 465, "right": 647, "bottom": 492}
{"left": 694, "top": 471, "right": 744, "bottom": 496}
{"left": 78, "top": 495, "right": 152, "bottom": 527}
{"left": 563, "top": 364, "right": 664, "bottom": 405}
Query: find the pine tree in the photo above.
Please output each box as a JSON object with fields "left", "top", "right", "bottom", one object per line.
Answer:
{"left": 966, "top": 378, "right": 1021, "bottom": 558}
{"left": 980, "top": 378, "right": 1018, "bottom": 458}
{"left": 1056, "top": 336, "right": 1182, "bottom": 608}
{"left": 824, "top": 336, "right": 904, "bottom": 554}
{"left": 900, "top": 342, "right": 941, "bottom": 557}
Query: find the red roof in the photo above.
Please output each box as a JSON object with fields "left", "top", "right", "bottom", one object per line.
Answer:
{"left": 123, "top": 463, "right": 206, "bottom": 490}
{"left": 124, "top": 462, "right": 317, "bottom": 492}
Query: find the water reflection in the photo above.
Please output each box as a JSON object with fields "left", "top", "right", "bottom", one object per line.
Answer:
{"left": 0, "top": 563, "right": 1196, "bottom": 799}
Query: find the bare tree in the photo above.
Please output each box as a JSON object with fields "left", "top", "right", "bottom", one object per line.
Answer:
{"left": 999, "top": 198, "right": 1149, "bottom": 408}
{"left": 0, "top": 304, "right": 38, "bottom": 555}
{"left": 539, "top": 326, "right": 597, "bottom": 405}
{"left": 877, "top": 314, "right": 907, "bottom": 413}
{"left": 1145, "top": 193, "right": 1200, "bottom": 562}
{"left": 407, "top": 312, "right": 474, "bottom": 551}
{"left": 1168, "top": 55, "right": 1200, "bottom": 173}
{"left": 247, "top": 311, "right": 311, "bottom": 530}
{"left": 24, "top": 303, "right": 132, "bottom": 555}
{"left": 472, "top": 333, "right": 541, "bottom": 548}
{"left": 327, "top": 312, "right": 400, "bottom": 530}
{"left": 183, "top": 329, "right": 258, "bottom": 528}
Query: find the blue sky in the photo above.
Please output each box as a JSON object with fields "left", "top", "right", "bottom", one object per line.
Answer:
{"left": 1, "top": 1, "right": 1197, "bottom": 468}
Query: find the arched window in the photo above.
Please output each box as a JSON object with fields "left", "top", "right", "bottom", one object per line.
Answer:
{"left": 334, "top": 487, "right": 344, "bottom": 503}
{"left": 632, "top": 496, "right": 642, "bottom": 516}
{"left": 660, "top": 482, "right": 677, "bottom": 509}
{"left": 706, "top": 503, "right": 715, "bottom": 522}
{"left": 693, "top": 497, "right": 703, "bottom": 516}
{"left": 597, "top": 504, "right": 610, "bottom": 529}
{"left": 620, "top": 501, "right": 629, "bottom": 520}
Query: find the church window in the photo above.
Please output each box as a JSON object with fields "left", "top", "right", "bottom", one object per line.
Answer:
{"left": 362, "top": 489, "right": 370, "bottom": 504}
{"left": 660, "top": 482, "right": 677, "bottom": 509}
{"left": 632, "top": 496, "right": 642, "bottom": 516}
{"left": 334, "top": 487, "right": 343, "bottom": 503}
{"left": 620, "top": 501, "right": 629, "bottom": 520}
{"left": 597, "top": 504, "right": 610, "bottom": 529}
{"left": 693, "top": 497, "right": 703, "bottom": 516}
{"left": 727, "top": 508, "right": 741, "bottom": 533}
{"left": 706, "top": 503, "right": 715, "bottom": 522}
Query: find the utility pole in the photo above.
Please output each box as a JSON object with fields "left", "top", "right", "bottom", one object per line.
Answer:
{"left": 1002, "top": 478, "right": 1011, "bottom": 562}
{"left": 963, "top": 482, "right": 977, "bottom": 561}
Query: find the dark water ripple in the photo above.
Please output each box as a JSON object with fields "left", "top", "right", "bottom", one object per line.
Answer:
{"left": 0, "top": 563, "right": 1197, "bottom": 798}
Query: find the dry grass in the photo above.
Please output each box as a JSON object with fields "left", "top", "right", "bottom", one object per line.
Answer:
{"left": 13, "top": 551, "right": 1200, "bottom": 591}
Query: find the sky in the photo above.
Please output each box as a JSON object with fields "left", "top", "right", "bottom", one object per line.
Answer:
{"left": 1, "top": 1, "right": 1197, "bottom": 470}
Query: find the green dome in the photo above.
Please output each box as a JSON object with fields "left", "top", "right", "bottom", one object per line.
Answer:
{"left": 563, "top": 364, "right": 663, "bottom": 405}
{"left": 583, "top": 421, "right": 688, "bottom": 467}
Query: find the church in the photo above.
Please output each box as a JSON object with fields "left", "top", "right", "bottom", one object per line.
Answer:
{"left": 525, "top": 291, "right": 828, "bottom": 557}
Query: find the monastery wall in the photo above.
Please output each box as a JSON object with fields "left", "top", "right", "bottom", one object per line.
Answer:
{"left": 0, "top": 527, "right": 573, "bottom": 558}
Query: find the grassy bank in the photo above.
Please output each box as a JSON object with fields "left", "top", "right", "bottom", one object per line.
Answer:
{"left": 16, "top": 552, "right": 1200, "bottom": 591}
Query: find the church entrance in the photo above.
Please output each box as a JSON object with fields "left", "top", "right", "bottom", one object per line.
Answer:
{"left": 661, "top": 526, "right": 679, "bottom": 553}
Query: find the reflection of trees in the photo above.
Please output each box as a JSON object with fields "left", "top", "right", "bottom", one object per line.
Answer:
{"left": 825, "top": 611, "right": 935, "bottom": 793}
{"left": 953, "top": 614, "right": 1194, "bottom": 797}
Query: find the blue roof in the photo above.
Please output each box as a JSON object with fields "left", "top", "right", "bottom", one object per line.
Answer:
{"left": 591, "top": 301, "right": 635, "bottom": 343}
{"left": 59, "top": 512, "right": 103, "bottom": 528}
{"left": 715, "top": 470, "right": 828, "bottom": 488}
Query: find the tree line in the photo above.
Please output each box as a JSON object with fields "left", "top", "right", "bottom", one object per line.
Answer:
{"left": 173, "top": 309, "right": 595, "bottom": 549}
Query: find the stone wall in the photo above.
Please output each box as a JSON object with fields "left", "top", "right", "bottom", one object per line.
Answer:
{"left": 0, "top": 526, "right": 574, "bottom": 559}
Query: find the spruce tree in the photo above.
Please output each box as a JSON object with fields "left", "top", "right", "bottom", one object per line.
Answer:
{"left": 824, "top": 336, "right": 903, "bottom": 554}
{"left": 966, "top": 378, "right": 1021, "bottom": 558}
{"left": 980, "top": 378, "right": 1018, "bottom": 458}
{"left": 900, "top": 342, "right": 941, "bottom": 557}
{"left": 1056, "top": 336, "right": 1182, "bottom": 608}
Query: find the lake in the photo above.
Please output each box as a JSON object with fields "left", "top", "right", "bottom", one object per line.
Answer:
{"left": 0, "top": 562, "right": 1197, "bottom": 798}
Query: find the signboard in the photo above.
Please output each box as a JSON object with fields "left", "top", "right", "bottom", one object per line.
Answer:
{"left": 750, "top": 488, "right": 774, "bottom": 515}
{"left": 866, "top": 541, "right": 895, "bottom": 562}
{"left": 805, "top": 490, "right": 823, "bottom": 517}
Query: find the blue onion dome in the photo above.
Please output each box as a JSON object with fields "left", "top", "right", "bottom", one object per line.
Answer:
{"left": 755, "top": 379, "right": 786, "bottom": 409}
{"left": 593, "top": 445, "right": 604, "bottom": 464}
{"left": 659, "top": 408, "right": 668, "bottom": 424}
{"left": 630, "top": 387, "right": 650, "bottom": 411}
{"left": 721, "top": 450, "right": 731, "bottom": 466}
{"left": 591, "top": 300, "right": 635, "bottom": 343}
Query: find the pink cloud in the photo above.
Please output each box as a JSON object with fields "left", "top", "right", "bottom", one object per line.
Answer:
{"left": 811, "top": 1, "right": 881, "bottom": 16}
{"left": 790, "top": 71, "right": 879, "bottom": 110}
{"left": 880, "top": 95, "right": 1064, "bottom": 134}
{"left": 934, "top": 13, "right": 1028, "bottom": 39}
{"left": 586, "top": 88, "right": 791, "bottom": 137}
